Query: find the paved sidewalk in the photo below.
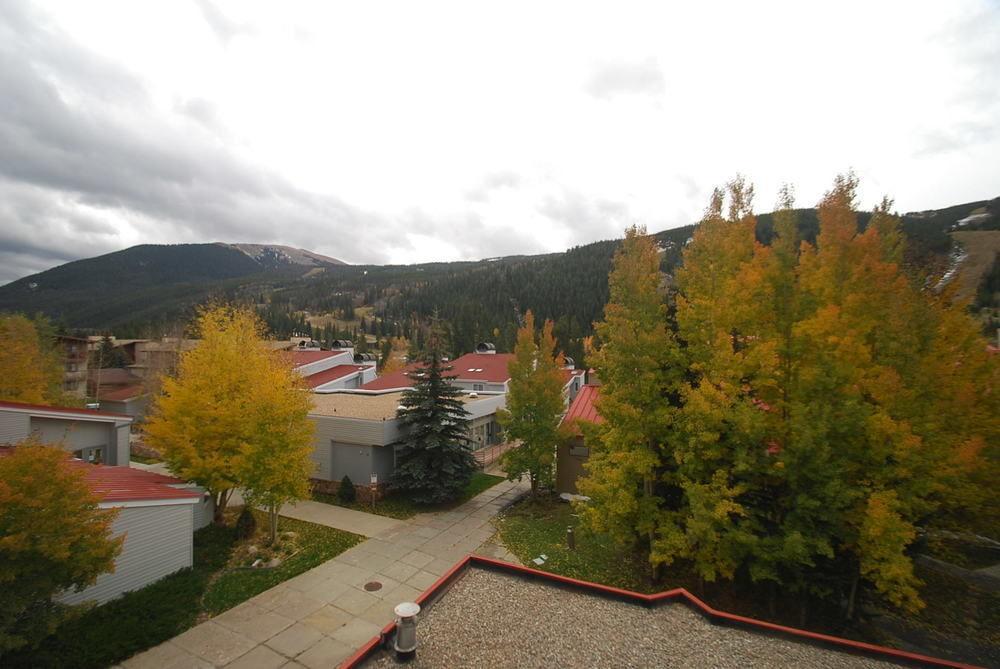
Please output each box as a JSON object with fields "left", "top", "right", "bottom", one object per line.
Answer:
{"left": 121, "top": 479, "right": 528, "bottom": 669}
{"left": 275, "top": 499, "right": 405, "bottom": 538}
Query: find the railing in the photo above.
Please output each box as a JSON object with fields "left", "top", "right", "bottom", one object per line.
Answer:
{"left": 474, "top": 441, "right": 518, "bottom": 469}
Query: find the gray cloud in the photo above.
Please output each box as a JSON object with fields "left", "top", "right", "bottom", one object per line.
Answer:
{"left": 193, "top": 0, "right": 252, "bottom": 45}
{"left": 914, "top": 121, "right": 996, "bottom": 158}
{"left": 465, "top": 171, "right": 522, "bottom": 202}
{"left": 539, "top": 191, "right": 631, "bottom": 246}
{"left": 0, "top": 2, "right": 392, "bottom": 283}
{"left": 585, "top": 58, "right": 666, "bottom": 100}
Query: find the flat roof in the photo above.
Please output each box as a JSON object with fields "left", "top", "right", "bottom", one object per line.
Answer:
{"left": 310, "top": 391, "right": 486, "bottom": 421}
{"left": 361, "top": 567, "right": 906, "bottom": 669}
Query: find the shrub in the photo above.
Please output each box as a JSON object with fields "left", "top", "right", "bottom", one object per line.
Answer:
{"left": 235, "top": 507, "right": 256, "bottom": 540}
{"left": 338, "top": 475, "right": 357, "bottom": 504}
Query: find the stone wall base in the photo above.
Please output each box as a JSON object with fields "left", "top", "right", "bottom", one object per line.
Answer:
{"left": 310, "top": 478, "right": 388, "bottom": 503}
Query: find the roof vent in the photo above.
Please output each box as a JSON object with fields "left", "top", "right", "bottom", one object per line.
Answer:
{"left": 394, "top": 602, "right": 421, "bottom": 660}
{"left": 475, "top": 342, "right": 496, "bottom": 354}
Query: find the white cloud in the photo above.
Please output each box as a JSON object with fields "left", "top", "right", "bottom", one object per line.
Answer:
{"left": 1, "top": 0, "right": 998, "bottom": 283}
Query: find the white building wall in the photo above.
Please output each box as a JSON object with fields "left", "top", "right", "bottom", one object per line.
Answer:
{"left": 57, "top": 501, "right": 195, "bottom": 605}
{"left": 0, "top": 410, "right": 30, "bottom": 444}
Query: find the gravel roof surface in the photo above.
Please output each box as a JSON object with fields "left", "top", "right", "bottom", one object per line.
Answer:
{"left": 364, "top": 568, "right": 905, "bottom": 669}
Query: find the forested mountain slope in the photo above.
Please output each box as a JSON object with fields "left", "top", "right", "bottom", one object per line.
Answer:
{"left": 1, "top": 198, "right": 996, "bottom": 356}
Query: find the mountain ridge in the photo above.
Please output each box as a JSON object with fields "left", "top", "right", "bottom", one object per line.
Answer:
{"left": 1, "top": 198, "right": 996, "bottom": 343}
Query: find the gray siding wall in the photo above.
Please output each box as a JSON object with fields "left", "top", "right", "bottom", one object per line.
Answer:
{"left": 308, "top": 414, "right": 405, "bottom": 481}
{"left": 30, "top": 417, "right": 120, "bottom": 464}
{"left": 190, "top": 489, "right": 215, "bottom": 530}
{"left": 57, "top": 503, "right": 194, "bottom": 606}
{"left": 116, "top": 426, "right": 130, "bottom": 465}
{"left": 102, "top": 397, "right": 149, "bottom": 421}
{"left": 330, "top": 442, "right": 395, "bottom": 483}
{"left": 0, "top": 410, "right": 30, "bottom": 444}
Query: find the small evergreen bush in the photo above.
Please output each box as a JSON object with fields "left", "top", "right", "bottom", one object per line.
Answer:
{"left": 235, "top": 506, "right": 257, "bottom": 539}
{"left": 338, "top": 475, "right": 357, "bottom": 504}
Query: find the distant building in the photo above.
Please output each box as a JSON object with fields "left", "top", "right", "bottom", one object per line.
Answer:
{"left": 307, "top": 390, "right": 507, "bottom": 496}
{"left": 1, "top": 446, "right": 210, "bottom": 606}
{"left": 556, "top": 384, "right": 602, "bottom": 494}
{"left": 55, "top": 335, "right": 89, "bottom": 397}
{"left": 0, "top": 400, "right": 132, "bottom": 465}
{"left": 361, "top": 348, "right": 585, "bottom": 402}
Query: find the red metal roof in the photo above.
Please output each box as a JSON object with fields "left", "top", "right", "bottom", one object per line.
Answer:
{"left": 74, "top": 462, "right": 201, "bottom": 502}
{"left": 303, "top": 364, "right": 367, "bottom": 388}
{"left": 362, "top": 355, "right": 583, "bottom": 391}
{"left": 562, "top": 384, "right": 603, "bottom": 427}
{"left": 0, "top": 400, "right": 132, "bottom": 420}
{"left": 99, "top": 384, "right": 146, "bottom": 402}
{"left": 448, "top": 353, "right": 515, "bottom": 382}
{"left": 360, "top": 363, "right": 427, "bottom": 390}
{"left": 0, "top": 447, "right": 199, "bottom": 502}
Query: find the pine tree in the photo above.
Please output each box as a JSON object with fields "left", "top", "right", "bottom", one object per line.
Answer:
{"left": 391, "top": 326, "right": 476, "bottom": 504}
{"left": 498, "top": 311, "right": 566, "bottom": 494}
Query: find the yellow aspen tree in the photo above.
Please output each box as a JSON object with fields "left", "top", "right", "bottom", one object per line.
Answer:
{"left": 578, "top": 226, "right": 685, "bottom": 558}
{"left": 0, "top": 441, "right": 122, "bottom": 652}
{"left": 498, "top": 311, "right": 566, "bottom": 494}
{"left": 0, "top": 315, "right": 63, "bottom": 405}
{"left": 145, "top": 305, "right": 314, "bottom": 524}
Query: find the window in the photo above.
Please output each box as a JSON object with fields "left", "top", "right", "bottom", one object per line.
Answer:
{"left": 473, "top": 383, "right": 484, "bottom": 392}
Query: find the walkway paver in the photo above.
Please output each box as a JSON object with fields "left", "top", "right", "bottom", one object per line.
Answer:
{"left": 122, "top": 478, "right": 528, "bottom": 669}
{"left": 275, "top": 499, "right": 405, "bottom": 537}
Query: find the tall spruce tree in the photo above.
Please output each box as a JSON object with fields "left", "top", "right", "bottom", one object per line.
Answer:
{"left": 391, "top": 327, "right": 476, "bottom": 504}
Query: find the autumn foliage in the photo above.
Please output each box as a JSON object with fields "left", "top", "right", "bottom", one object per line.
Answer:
{"left": 145, "top": 305, "right": 315, "bottom": 528}
{"left": 580, "top": 175, "right": 999, "bottom": 618}
{"left": 0, "top": 441, "right": 122, "bottom": 654}
{"left": 498, "top": 311, "right": 566, "bottom": 494}
{"left": 0, "top": 314, "right": 66, "bottom": 405}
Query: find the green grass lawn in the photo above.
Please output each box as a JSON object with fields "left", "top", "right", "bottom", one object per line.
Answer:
{"left": 313, "top": 471, "right": 505, "bottom": 520}
{"left": 497, "top": 494, "right": 654, "bottom": 592}
{"left": 7, "top": 511, "right": 362, "bottom": 669}
{"left": 128, "top": 453, "right": 162, "bottom": 465}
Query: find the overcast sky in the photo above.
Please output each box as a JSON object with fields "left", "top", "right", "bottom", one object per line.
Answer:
{"left": 1, "top": 1, "right": 998, "bottom": 283}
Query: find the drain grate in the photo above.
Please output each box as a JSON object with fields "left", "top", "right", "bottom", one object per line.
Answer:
{"left": 363, "top": 581, "right": 383, "bottom": 592}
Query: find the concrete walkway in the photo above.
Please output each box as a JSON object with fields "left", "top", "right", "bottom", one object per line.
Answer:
{"left": 121, "top": 479, "right": 528, "bottom": 669}
{"left": 276, "top": 499, "right": 405, "bottom": 538}
{"left": 132, "top": 463, "right": 404, "bottom": 538}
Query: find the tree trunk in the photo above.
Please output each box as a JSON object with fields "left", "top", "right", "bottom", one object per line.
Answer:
{"left": 213, "top": 489, "right": 232, "bottom": 524}
{"left": 268, "top": 504, "right": 279, "bottom": 544}
{"left": 846, "top": 573, "right": 859, "bottom": 621}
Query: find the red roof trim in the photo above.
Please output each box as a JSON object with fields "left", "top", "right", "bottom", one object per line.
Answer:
{"left": 340, "top": 555, "right": 978, "bottom": 669}
{"left": 0, "top": 400, "right": 132, "bottom": 420}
